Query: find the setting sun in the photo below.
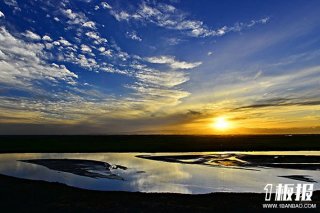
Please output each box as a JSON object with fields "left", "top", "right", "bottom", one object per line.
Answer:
{"left": 212, "top": 117, "right": 231, "bottom": 131}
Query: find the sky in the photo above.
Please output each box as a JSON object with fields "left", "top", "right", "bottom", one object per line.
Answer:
{"left": 0, "top": 0, "right": 319, "bottom": 135}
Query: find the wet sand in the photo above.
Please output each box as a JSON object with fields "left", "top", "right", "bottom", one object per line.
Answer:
{"left": 21, "top": 159, "right": 127, "bottom": 179}
{"left": 137, "top": 154, "right": 320, "bottom": 172}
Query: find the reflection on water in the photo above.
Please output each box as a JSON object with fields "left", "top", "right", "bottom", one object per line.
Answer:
{"left": 0, "top": 151, "right": 320, "bottom": 194}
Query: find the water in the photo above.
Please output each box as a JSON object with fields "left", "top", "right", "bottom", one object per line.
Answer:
{"left": 0, "top": 151, "right": 320, "bottom": 194}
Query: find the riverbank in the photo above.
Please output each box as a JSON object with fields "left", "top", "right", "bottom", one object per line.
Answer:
{"left": 0, "top": 174, "right": 319, "bottom": 212}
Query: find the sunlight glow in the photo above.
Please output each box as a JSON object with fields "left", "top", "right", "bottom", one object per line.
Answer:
{"left": 212, "top": 117, "right": 230, "bottom": 131}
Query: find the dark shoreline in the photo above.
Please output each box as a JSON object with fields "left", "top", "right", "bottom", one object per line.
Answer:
{"left": 1, "top": 135, "right": 319, "bottom": 211}
{"left": 0, "top": 174, "right": 319, "bottom": 212}
{"left": 1, "top": 135, "right": 320, "bottom": 153}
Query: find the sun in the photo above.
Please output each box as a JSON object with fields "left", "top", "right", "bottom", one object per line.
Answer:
{"left": 212, "top": 117, "right": 230, "bottom": 131}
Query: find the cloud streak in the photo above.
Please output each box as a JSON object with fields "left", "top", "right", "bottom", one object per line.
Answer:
{"left": 110, "top": 1, "right": 269, "bottom": 37}
{"left": 126, "top": 31, "right": 142, "bottom": 41}
{"left": 146, "top": 56, "right": 202, "bottom": 69}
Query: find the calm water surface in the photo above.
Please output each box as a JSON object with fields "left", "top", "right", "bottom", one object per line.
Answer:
{"left": 0, "top": 151, "right": 320, "bottom": 194}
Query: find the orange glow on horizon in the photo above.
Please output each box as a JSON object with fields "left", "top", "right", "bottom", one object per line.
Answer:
{"left": 211, "top": 117, "right": 232, "bottom": 132}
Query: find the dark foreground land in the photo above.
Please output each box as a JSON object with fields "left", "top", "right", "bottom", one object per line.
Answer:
{"left": 0, "top": 174, "right": 318, "bottom": 213}
{"left": 1, "top": 135, "right": 320, "bottom": 153}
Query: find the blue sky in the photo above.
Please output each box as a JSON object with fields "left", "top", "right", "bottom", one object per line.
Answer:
{"left": 0, "top": 0, "right": 319, "bottom": 134}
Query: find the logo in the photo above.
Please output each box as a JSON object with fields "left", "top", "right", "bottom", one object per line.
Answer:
{"left": 264, "top": 183, "right": 314, "bottom": 201}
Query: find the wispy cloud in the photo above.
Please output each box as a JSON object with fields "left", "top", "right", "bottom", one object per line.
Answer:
{"left": 146, "top": 55, "right": 202, "bottom": 69}
{"left": 109, "top": 1, "right": 269, "bottom": 37}
{"left": 126, "top": 31, "right": 142, "bottom": 41}
{"left": 22, "top": 30, "right": 41, "bottom": 40}
{"left": 233, "top": 98, "right": 320, "bottom": 110}
{"left": 166, "top": 37, "right": 182, "bottom": 45}
{"left": 136, "top": 69, "right": 189, "bottom": 88}
{"left": 85, "top": 31, "right": 107, "bottom": 44}
{"left": 3, "top": 0, "right": 20, "bottom": 12}
{"left": 61, "top": 8, "right": 91, "bottom": 28}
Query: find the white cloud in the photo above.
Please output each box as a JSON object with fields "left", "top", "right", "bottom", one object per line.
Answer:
{"left": 98, "top": 47, "right": 105, "bottom": 52}
{"left": 61, "top": 50, "right": 99, "bottom": 69}
{"left": 63, "top": 9, "right": 77, "bottom": 20}
{"left": 111, "top": 11, "right": 131, "bottom": 21}
{"left": 42, "top": 35, "right": 52, "bottom": 41}
{"left": 83, "top": 21, "right": 96, "bottom": 29}
{"left": 136, "top": 70, "right": 189, "bottom": 87}
{"left": 260, "top": 17, "right": 270, "bottom": 24}
{"left": 81, "top": 44, "right": 92, "bottom": 53}
{"left": 207, "top": 51, "right": 213, "bottom": 56}
{"left": 61, "top": 8, "right": 88, "bottom": 27}
{"left": 85, "top": 31, "right": 98, "bottom": 39}
{"left": 58, "top": 38, "right": 72, "bottom": 46}
{"left": 206, "top": 18, "right": 270, "bottom": 37}
{"left": 0, "top": 11, "right": 4, "bottom": 18}
{"left": 44, "top": 43, "right": 54, "bottom": 49}
{"left": 0, "top": 26, "right": 78, "bottom": 87}
{"left": 109, "top": 2, "right": 270, "bottom": 38}
{"left": 100, "top": 66, "right": 128, "bottom": 74}
{"left": 53, "top": 41, "right": 60, "bottom": 46}
{"left": 146, "top": 55, "right": 202, "bottom": 69}
{"left": 127, "top": 84, "right": 190, "bottom": 106}
{"left": 109, "top": 3, "right": 210, "bottom": 37}
{"left": 85, "top": 31, "right": 107, "bottom": 44}
{"left": 0, "top": 1, "right": 203, "bottom": 125}
{"left": 100, "top": 49, "right": 112, "bottom": 56}
{"left": 97, "top": 47, "right": 112, "bottom": 56}
{"left": 22, "top": 30, "right": 41, "bottom": 40}
{"left": 101, "top": 2, "right": 112, "bottom": 9}
{"left": 126, "top": 31, "right": 142, "bottom": 41}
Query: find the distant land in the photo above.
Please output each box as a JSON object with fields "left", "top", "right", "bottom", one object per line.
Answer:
{"left": 0, "top": 135, "right": 319, "bottom": 153}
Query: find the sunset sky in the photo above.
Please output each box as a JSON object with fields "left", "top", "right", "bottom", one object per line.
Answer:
{"left": 0, "top": 0, "right": 319, "bottom": 134}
